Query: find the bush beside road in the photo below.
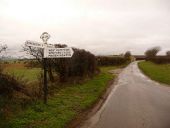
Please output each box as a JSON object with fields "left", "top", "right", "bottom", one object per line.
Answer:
{"left": 138, "top": 61, "right": 170, "bottom": 85}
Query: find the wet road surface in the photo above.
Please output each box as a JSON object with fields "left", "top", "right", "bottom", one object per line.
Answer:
{"left": 81, "top": 62, "right": 170, "bottom": 128}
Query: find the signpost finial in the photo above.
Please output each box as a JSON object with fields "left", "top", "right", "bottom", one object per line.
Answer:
{"left": 40, "top": 32, "right": 50, "bottom": 44}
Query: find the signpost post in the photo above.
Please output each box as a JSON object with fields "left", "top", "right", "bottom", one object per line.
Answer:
{"left": 40, "top": 32, "right": 50, "bottom": 104}
{"left": 25, "top": 32, "right": 74, "bottom": 104}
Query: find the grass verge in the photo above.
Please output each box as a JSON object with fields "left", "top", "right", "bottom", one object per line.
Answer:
{"left": 1, "top": 66, "right": 118, "bottom": 128}
{"left": 138, "top": 61, "right": 170, "bottom": 85}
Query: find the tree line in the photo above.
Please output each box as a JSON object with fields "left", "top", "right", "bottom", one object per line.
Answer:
{"left": 145, "top": 46, "right": 170, "bottom": 64}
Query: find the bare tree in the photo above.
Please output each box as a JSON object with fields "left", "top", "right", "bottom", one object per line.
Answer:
{"left": 0, "top": 44, "right": 7, "bottom": 72}
{"left": 145, "top": 46, "right": 161, "bottom": 59}
{"left": 0, "top": 44, "right": 7, "bottom": 54}
{"left": 166, "top": 51, "right": 170, "bottom": 57}
{"left": 124, "top": 51, "right": 131, "bottom": 59}
{"left": 23, "top": 45, "right": 56, "bottom": 82}
{"left": 23, "top": 46, "right": 44, "bottom": 64}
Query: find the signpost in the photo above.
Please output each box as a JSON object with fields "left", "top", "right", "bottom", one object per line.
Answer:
{"left": 25, "top": 32, "right": 74, "bottom": 104}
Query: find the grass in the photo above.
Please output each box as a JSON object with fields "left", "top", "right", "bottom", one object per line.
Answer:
{"left": 138, "top": 61, "right": 170, "bottom": 85}
{"left": 5, "top": 68, "right": 41, "bottom": 81}
{"left": 0, "top": 66, "right": 118, "bottom": 128}
{"left": 3, "top": 63, "right": 41, "bottom": 81}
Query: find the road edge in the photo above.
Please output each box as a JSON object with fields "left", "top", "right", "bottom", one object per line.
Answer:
{"left": 66, "top": 68, "right": 122, "bottom": 128}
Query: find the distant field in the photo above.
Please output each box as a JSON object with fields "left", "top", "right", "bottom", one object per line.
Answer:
{"left": 138, "top": 61, "right": 170, "bottom": 85}
{"left": 3, "top": 63, "right": 41, "bottom": 81}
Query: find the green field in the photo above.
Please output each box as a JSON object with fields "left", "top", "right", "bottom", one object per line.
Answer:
{"left": 1, "top": 66, "right": 118, "bottom": 128}
{"left": 4, "top": 68, "right": 41, "bottom": 81}
{"left": 3, "top": 63, "right": 41, "bottom": 82}
{"left": 138, "top": 61, "right": 170, "bottom": 85}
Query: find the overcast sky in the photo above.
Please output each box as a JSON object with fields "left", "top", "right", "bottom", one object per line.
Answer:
{"left": 0, "top": 0, "right": 170, "bottom": 57}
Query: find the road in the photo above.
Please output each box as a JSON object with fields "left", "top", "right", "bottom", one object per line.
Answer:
{"left": 80, "top": 62, "right": 170, "bottom": 128}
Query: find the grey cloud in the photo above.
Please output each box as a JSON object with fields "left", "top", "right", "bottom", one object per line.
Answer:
{"left": 1, "top": 0, "right": 170, "bottom": 57}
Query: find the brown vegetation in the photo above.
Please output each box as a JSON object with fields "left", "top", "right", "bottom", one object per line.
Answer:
{"left": 97, "top": 56, "right": 129, "bottom": 66}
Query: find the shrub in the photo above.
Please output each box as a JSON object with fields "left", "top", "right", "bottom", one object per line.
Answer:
{"left": 97, "top": 56, "right": 128, "bottom": 66}
{"left": 149, "top": 57, "right": 170, "bottom": 64}
{"left": 52, "top": 48, "right": 98, "bottom": 82}
{"left": 0, "top": 73, "right": 29, "bottom": 98}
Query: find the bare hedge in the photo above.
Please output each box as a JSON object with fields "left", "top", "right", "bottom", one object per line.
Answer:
{"left": 97, "top": 56, "right": 129, "bottom": 66}
{"left": 52, "top": 48, "right": 98, "bottom": 82}
{"left": 148, "top": 57, "right": 170, "bottom": 64}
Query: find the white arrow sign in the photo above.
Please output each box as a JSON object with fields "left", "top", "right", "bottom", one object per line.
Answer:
{"left": 25, "top": 40, "right": 44, "bottom": 48}
{"left": 46, "top": 44, "right": 55, "bottom": 48}
{"left": 25, "top": 40, "right": 55, "bottom": 48}
{"left": 44, "top": 47, "right": 74, "bottom": 58}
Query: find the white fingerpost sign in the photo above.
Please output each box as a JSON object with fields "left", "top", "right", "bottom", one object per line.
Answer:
{"left": 25, "top": 40, "right": 55, "bottom": 48}
{"left": 46, "top": 44, "right": 55, "bottom": 48}
{"left": 44, "top": 47, "right": 74, "bottom": 58}
{"left": 25, "top": 40, "right": 44, "bottom": 48}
